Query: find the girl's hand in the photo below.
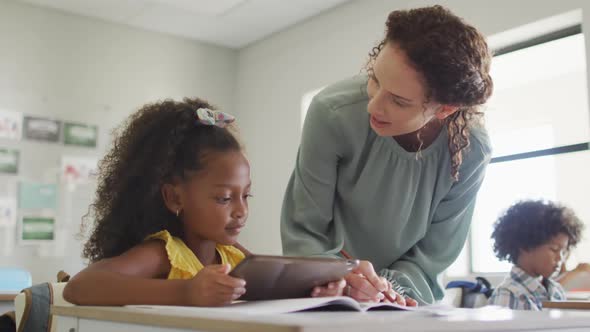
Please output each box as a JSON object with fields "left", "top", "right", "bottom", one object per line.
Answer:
{"left": 310, "top": 279, "right": 346, "bottom": 297}
{"left": 184, "top": 264, "right": 246, "bottom": 306}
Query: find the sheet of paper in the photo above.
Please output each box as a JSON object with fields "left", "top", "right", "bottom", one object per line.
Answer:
{"left": 19, "top": 182, "right": 58, "bottom": 210}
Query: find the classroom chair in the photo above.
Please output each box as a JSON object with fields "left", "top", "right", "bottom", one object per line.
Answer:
{"left": 445, "top": 277, "right": 493, "bottom": 308}
{"left": 1, "top": 270, "right": 73, "bottom": 332}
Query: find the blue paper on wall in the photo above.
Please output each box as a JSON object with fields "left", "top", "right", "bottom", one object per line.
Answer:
{"left": 18, "top": 182, "right": 58, "bottom": 210}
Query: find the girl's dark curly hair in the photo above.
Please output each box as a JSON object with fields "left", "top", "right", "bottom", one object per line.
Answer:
{"left": 366, "top": 5, "right": 493, "bottom": 181}
{"left": 82, "top": 98, "right": 241, "bottom": 262}
{"left": 492, "top": 200, "right": 584, "bottom": 264}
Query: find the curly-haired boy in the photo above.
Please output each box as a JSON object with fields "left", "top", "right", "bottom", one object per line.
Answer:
{"left": 488, "top": 200, "right": 584, "bottom": 310}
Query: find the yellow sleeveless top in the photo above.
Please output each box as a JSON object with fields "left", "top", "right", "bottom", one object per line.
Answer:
{"left": 146, "top": 230, "right": 245, "bottom": 280}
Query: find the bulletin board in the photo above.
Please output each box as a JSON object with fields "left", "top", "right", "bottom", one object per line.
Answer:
{"left": 0, "top": 109, "right": 99, "bottom": 257}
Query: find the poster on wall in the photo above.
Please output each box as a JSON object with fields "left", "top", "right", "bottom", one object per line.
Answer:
{"left": 63, "top": 122, "right": 98, "bottom": 147}
{"left": 18, "top": 182, "right": 58, "bottom": 210}
{"left": 0, "top": 148, "right": 19, "bottom": 174}
{"left": 0, "top": 197, "right": 17, "bottom": 227}
{"left": 19, "top": 215, "right": 55, "bottom": 243}
{"left": 0, "top": 110, "right": 23, "bottom": 140}
{"left": 23, "top": 116, "right": 61, "bottom": 142}
{"left": 61, "top": 156, "right": 98, "bottom": 185}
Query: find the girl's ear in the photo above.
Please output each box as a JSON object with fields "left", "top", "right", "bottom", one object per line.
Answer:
{"left": 435, "top": 105, "right": 459, "bottom": 120}
{"left": 161, "top": 183, "right": 183, "bottom": 215}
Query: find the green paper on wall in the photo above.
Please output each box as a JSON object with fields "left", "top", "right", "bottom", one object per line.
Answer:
{"left": 21, "top": 216, "right": 54, "bottom": 240}
{"left": 0, "top": 148, "right": 19, "bottom": 174}
{"left": 64, "top": 122, "right": 98, "bottom": 147}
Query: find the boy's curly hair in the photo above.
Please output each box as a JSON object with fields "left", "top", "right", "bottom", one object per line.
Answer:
{"left": 492, "top": 200, "right": 584, "bottom": 264}
{"left": 82, "top": 98, "right": 241, "bottom": 262}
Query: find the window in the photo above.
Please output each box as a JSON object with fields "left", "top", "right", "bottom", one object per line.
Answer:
{"left": 465, "top": 26, "right": 590, "bottom": 274}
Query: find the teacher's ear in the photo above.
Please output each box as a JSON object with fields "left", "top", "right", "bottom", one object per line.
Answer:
{"left": 434, "top": 105, "right": 459, "bottom": 120}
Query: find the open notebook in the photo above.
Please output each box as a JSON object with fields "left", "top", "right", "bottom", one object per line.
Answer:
{"left": 227, "top": 297, "right": 416, "bottom": 313}
{"left": 129, "top": 296, "right": 421, "bottom": 315}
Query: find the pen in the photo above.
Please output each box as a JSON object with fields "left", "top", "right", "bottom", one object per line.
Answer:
{"left": 339, "top": 249, "right": 398, "bottom": 303}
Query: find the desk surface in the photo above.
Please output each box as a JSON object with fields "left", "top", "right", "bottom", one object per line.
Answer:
{"left": 543, "top": 300, "right": 590, "bottom": 310}
{"left": 52, "top": 305, "right": 590, "bottom": 332}
{"left": 0, "top": 293, "right": 17, "bottom": 301}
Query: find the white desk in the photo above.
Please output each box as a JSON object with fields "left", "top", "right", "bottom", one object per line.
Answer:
{"left": 52, "top": 305, "right": 590, "bottom": 332}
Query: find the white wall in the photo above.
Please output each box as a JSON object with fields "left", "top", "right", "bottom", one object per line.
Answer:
{"left": 235, "top": 0, "right": 590, "bottom": 257}
{"left": 0, "top": 0, "right": 236, "bottom": 283}
{"left": 4, "top": 0, "right": 590, "bottom": 283}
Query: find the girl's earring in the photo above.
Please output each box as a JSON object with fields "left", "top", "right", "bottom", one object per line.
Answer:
{"left": 176, "top": 209, "right": 181, "bottom": 218}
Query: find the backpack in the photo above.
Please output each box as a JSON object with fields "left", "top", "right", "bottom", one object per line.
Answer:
{"left": 446, "top": 276, "right": 494, "bottom": 308}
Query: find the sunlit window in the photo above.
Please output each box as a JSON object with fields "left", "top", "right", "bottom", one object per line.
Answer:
{"left": 451, "top": 27, "right": 590, "bottom": 275}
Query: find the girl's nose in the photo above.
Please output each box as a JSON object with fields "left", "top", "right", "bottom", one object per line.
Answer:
{"left": 233, "top": 200, "right": 248, "bottom": 219}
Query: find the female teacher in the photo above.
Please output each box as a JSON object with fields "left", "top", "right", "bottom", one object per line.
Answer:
{"left": 281, "top": 5, "right": 493, "bottom": 305}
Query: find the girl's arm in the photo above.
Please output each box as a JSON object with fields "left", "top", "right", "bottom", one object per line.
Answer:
{"left": 63, "top": 240, "right": 246, "bottom": 306}
{"left": 63, "top": 240, "right": 186, "bottom": 305}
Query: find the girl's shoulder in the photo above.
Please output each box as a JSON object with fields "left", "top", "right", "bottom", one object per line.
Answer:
{"left": 146, "top": 230, "right": 202, "bottom": 278}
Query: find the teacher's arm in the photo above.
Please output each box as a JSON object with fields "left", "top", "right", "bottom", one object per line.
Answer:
{"left": 380, "top": 139, "right": 491, "bottom": 305}
{"left": 280, "top": 95, "right": 346, "bottom": 257}
{"left": 281, "top": 95, "right": 388, "bottom": 301}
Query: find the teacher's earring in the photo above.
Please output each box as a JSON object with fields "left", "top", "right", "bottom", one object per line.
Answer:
{"left": 176, "top": 209, "right": 182, "bottom": 218}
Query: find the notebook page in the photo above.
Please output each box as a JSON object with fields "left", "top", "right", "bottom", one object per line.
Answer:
{"left": 129, "top": 296, "right": 363, "bottom": 315}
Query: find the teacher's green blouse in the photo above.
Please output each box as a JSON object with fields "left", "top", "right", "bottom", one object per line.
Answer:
{"left": 281, "top": 75, "right": 492, "bottom": 304}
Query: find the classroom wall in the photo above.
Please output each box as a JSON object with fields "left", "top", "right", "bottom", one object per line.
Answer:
{"left": 234, "top": 0, "right": 590, "bottom": 262}
{"left": 3, "top": 0, "right": 590, "bottom": 284}
{"left": 0, "top": 0, "right": 237, "bottom": 283}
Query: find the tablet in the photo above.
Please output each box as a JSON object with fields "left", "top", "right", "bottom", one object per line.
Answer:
{"left": 229, "top": 255, "right": 359, "bottom": 301}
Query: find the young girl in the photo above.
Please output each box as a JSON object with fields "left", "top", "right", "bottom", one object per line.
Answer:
{"left": 64, "top": 98, "right": 344, "bottom": 307}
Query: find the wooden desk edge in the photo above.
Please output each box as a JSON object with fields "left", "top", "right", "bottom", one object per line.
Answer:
{"left": 51, "top": 305, "right": 300, "bottom": 332}
{"left": 0, "top": 294, "right": 17, "bottom": 301}
{"left": 543, "top": 301, "right": 590, "bottom": 310}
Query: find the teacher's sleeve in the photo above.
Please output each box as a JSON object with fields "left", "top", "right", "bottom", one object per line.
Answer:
{"left": 380, "top": 139, "right": 491, "bottom": 304}
{"left": 280, "top": 96, "right": 346, "bottom": 258}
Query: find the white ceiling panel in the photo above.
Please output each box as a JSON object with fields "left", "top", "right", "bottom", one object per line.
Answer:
{"left": 16, "top": 0, "right": 353, "bottom": 48}
{"left": 148, "top": 0, "right": 247, "bottom": 16}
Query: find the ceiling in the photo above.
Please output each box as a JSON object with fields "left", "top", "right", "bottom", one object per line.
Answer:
{"left": 17, "top": 0, "right": 352, "bottom": 48}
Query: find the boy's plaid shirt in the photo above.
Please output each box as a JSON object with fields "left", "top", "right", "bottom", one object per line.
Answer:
{"left": 488, "top": 265, "right": 566, "bottom": 310}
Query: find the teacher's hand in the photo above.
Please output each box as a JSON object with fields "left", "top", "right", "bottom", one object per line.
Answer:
{"left": 380, "top": 281, "right": 419, "bottom": 307}
{"left": 344, "top": 260, "right": 388, "bottom": 302}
